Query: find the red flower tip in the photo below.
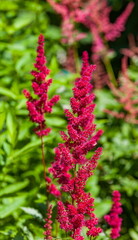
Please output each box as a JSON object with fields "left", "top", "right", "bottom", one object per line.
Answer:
{"left": 23, "top": 35, "right": 59, "bottom": 136}
{"left": 104, "top": 190, "right": 123, "bottom": 239}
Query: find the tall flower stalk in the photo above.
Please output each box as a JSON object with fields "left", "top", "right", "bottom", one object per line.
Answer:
{"left": 23, "top": 34, "right": 60, "bottom": 179}
{"left": 49, "top": 51, "right": 103, "bottom": 239}
{"left": 23, "top": 34, "right": 61, "bottom": 240}
{"left": 104, "top": 190, "right": 123, "bottom": 239}
{"left": 23, "top": 35, "right": 123, "bottom": 239}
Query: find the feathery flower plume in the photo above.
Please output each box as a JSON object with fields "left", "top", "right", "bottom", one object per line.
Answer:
{"left": 23, "top": 34, "right": 60, "bottom": 136}
{"left": 104, "top": 190, "right": 123, "bottom": 239}
{"left": 105, "top": 2, "right": 134, "bottom": 41}
{"left": 47, "top": 0, "right": 134, "bottom": 86}
{"left": 23, "top": 34, "right": 60, "bottom": 200}
{"left": 49, "top": 51, "right": 103, "bottom": 239}
{"left": 45, "top": 176, "right": 61, "bottom": 197}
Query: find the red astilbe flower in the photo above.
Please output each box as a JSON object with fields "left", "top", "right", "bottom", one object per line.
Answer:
{"left": 104, "top": 190, "right": 123, "bottom": 239}
{"left": 44, "top": 204, "right": 53, "bottom": 240}
{"left": 45, "top": 176, "right": 61, "bottom": 198}
{"left": 23, "top": 34, "right": 60, "bottom": 136}
{"left": 49, "top": 51, "right": 103, "bottom": 239}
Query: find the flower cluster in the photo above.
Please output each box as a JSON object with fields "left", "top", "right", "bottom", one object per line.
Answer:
{"left": 49, "top": 51, "right": 103, "bottom": 239}
{"left": 47, "top": 0, "right": 86, "bottom": 45}
{"left": 23, "top": 34, "right": 59, "bottom": 136}
{"left": 47, "top": 0, "right": 134, "bottom": 53}
{"left": 47, "top": 0, "right": 134, "bottom": 48}
{"left": 47, "top": 0, "right": 134, "bottom": 87}
{"left": 74, "top": 0, "right": 134, "bottom": 87}
{"left": 104, "top": 190, "right": 123, "bottom": 239}
{"left": 45, "top": 176, "right": 61, "bottom": 197}
{"left": 44, "top": 204, "right": 53, "bottom": 240}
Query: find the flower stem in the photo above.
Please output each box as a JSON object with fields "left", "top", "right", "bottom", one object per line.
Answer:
{"left": 73, "top": 44, "right": 80, "bottom": 73}
{"left": 40, "top": 134, "right": 46, "bottom": 180}
{"left": 103, "top": 56, "right": 118, "bottom": 87}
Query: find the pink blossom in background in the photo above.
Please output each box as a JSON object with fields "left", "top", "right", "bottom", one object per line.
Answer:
{"left": 105, "top": 56, "right": 138, "bottom": 123}
{"left": 50, "top": 0, "right": 134, "bottom": 53}
{"left": 121, "top": 34, "right": 138, "bottom": 58}
{"left": 105, "top": 2, "right": 134, "bottom": 41}
{"left": 49, "top": 51, "right": 103, "bottom": 239}
{"left": 104, "top": 190, "right": 123, "bottom": 239}
{"left": 47, "top": 0, "right": 86, "bottom": 45}
{"left": 47, "top": 0, "right": 134, "bottom": 87}
{"left": 23, "top": 34, "right": 60, "bottom": 136}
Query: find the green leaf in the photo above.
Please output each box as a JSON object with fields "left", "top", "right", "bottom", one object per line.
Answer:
{"left": 0, "top": 180, "right": 29, "bottom": 197}
{"left": 21, "top": 207, "right": 43, "bottom": 219}
{"left": 86, "top": 175, "right": 100, "bottom": 197}
{"left": 0, "top": 196, "right": 26, "bottom": 218}
{"left": 0, "top": 87, "right": 17, "bottom": 99}
{"left": 95, "top": 89, "right": 119, "bottom": 112}
{"left": 6, "top": 111, "right": 17, "bottom": 146}
{"left": 7, "top": 134, "right": 54, "bottom": 161}
{"left": 46, "top": 117, "right": 66, "bottom": 127}
{"left": 129, "top": 229, "right": 138, "bottom": 240}
{"left": 21, "top": 226, "right": 34, "bottom": 240}
{"left": 46, "top": 26, "right": 61, "bottom": 40}
{"left": 13, "top": 13, "right": 35, "bottom": 30}
{"left": 128, "top": 69, "right": 138, "bottom": 81}
{"left": 0, "top": 111, "right": 6, "bottom": 131}
{"left": 16, "top": 53, "right": 31, "bottom": 73}
{"left": 49, "top": 56, "right": 59, "bottom": 76}
{"left": 13, "top": 233, "right": 24, "bottom": 240}
{"left": 94, "top": 199, "right": 112, "bottom": 218}
{"left": 0, "top": 1, "right": 18, "bottom": 11}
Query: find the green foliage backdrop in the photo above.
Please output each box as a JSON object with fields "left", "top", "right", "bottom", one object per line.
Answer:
{"left": 0, "top": 0, "right": 138, "bottom": 239}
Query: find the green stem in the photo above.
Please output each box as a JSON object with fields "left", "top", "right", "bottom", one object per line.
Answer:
{"left": 103, "top": 56, "right": 118, "bottom": 87}
{"left": 73, "top": 44, "right": 80, "bottom": 74}
{"left": 40, "top": 134, "right": 47, "bottom": 180}
{"left": 55, "top": 220, "right": 59, "bottom": 239}
{"left": 100, "top": 34, "right": 118, "bottom": 87}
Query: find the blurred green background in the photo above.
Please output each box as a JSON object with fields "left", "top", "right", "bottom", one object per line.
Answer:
{"left": 0, "top": 0, "right": 138, "bottom": 239}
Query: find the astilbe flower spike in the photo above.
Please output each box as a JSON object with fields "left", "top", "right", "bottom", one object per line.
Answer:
{"left": 44, "top": 204, "right": 53, "bottom": 240}
{"left": 23, "top": 34, "right": 60, "bottom": 137}
{"left": 49, "top": 51, "right": 103, "bottom": 239}
{"left": 104, "top": 190, "right": 123, "bottom": 239}
{"left": 23, "top": 34, "right": 60, "bottom": 196}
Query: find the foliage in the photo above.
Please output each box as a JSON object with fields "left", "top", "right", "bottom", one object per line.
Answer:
{"left": 0, "top": 0, "right": 138, "bottom": 239}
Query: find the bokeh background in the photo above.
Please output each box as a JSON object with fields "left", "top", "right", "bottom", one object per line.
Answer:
{"left": 0, "top": 0, "right": 138, "bottom": 239}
